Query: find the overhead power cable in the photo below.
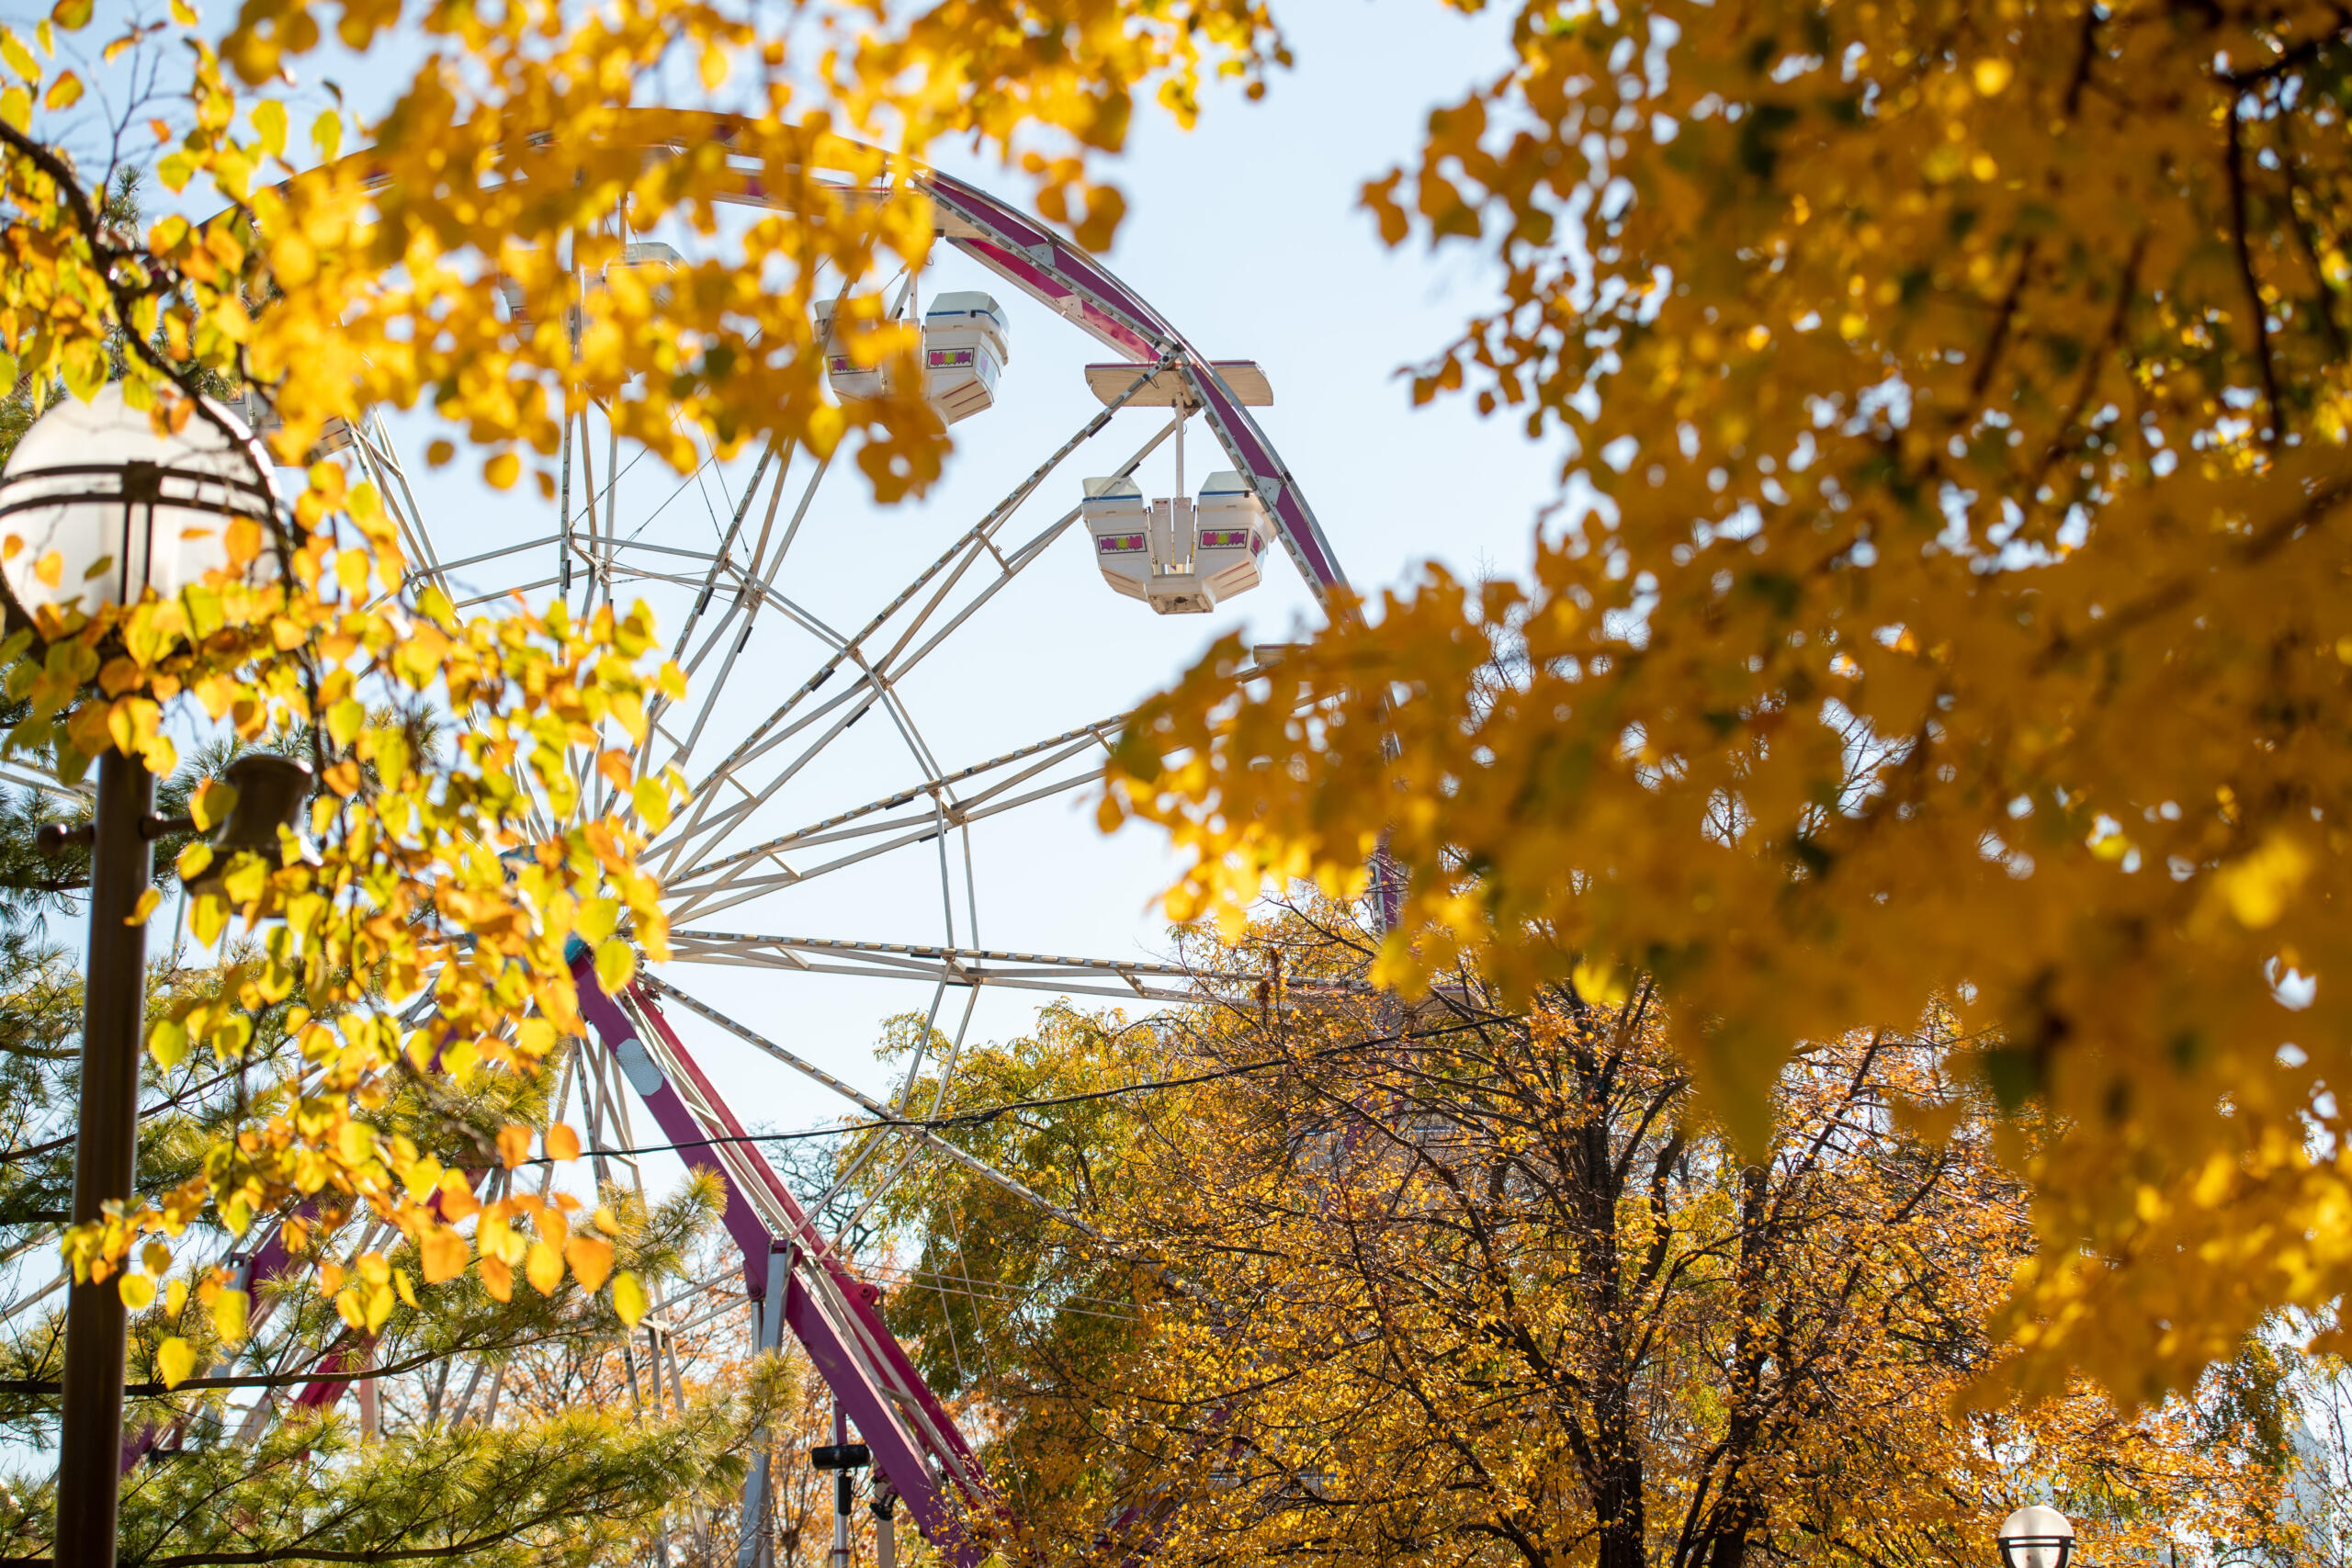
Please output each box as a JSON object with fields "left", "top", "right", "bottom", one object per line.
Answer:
{"left": 519, "top": 1010, "right": 1509, "bottom": 1167}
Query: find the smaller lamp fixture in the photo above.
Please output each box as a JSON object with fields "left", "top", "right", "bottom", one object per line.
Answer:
{"left": 810, "top": 1443, "right": 872, "bottom": 1472}
{"left": 34, "top": 753, "right": 314, "bottom": 879}
{"left": 184, "top": 753, "right": 315, "bottom": 902}
{"left": 0, "top": 382, "right": 278, "bottom": 625}
{"left": 1997, "top": 1506, "right": 2075, "bottom": 1568}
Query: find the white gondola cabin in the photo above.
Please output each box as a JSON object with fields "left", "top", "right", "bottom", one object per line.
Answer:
{"left": 815, "top": 290, "right": 1011, "bottom": 425}
{"left": 1192, "top": 469, "right": 1271, "bottom": 601}
{"left": 1081, "top": 469, "right": 1273, "bottom": 615}
{"left": 1079, "top": 355, "right": 1278, "bottom": 614}
{"left": 921, "top": 291, "right": 1010, "bottom": 423}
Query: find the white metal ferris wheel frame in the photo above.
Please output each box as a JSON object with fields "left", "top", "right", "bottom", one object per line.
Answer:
{"left": 142, "top": 112, "right": 1362, "bottom": 1564}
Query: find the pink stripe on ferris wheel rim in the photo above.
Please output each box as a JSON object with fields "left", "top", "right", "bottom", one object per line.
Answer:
{"left": 915, "top": 166, "right": 1354, "bottom": 610}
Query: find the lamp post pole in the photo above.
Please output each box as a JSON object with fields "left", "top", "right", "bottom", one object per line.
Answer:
{"left": 0, "top": 381, "right": 284, "bottom": 1568}
{"left": 54, "top": 748, "right": 154, "bottom": 1568}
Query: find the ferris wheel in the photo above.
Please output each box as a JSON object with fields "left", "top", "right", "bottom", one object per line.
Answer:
{"left": 124, "top": 113, "right": 1357, "bottom": 1566}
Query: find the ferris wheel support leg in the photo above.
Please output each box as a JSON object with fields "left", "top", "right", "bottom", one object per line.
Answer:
{"left": 567, "top": 956, "right": 995, "bottom": 1568}
{"left": 735, "top": 1244, "right": 786, "bottom": 1568}
{"left": 875, "top": 1489, "right": 899, "bottom": 1568}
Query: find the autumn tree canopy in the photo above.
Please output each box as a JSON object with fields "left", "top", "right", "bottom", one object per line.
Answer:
{"left": 1105, "top": 0, "right": 2352, "bottom": 1404}
{"left": 0, "top": 0, "right": 2338, "bottom": 1450}
{"left": 872, "top": 909, "right": 2294, "bottom": 1568}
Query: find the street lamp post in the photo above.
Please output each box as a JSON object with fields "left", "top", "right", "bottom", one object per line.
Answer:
{"left": 1998, "top": 1506, "right": 2078, "bottom": 1568}
{"left": 0, "top": 384, "right": 280, "bottom": 1568}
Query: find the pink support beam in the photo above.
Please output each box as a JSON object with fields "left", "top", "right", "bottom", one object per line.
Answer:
{"left": 567, "top": 950, "right": 996, "bottom": 1567}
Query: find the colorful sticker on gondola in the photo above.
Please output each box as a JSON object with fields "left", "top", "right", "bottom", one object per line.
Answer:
{"left": 929, "top": 348, "right": 977, "bottom": 368}
{"left": 1199, "top": 530, "right": 1251, "bottom": 548}
{"left": 1097, "top": 534, "right": 1148, "bottom": 553}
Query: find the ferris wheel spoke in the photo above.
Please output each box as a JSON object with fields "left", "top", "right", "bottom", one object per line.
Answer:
{"left": 654, "top": 407, "right": 1174, "bottom": 881}
{"left": 662, "top": 932, "right": 1243, "bottom": 1003}
{"left": 350, "top": 413, "right": 448, "bottom": 591}
{"left": 665, "top": 711, "right": 1120, "bottom": 895}
{"left": 406, "top": 533, "right": 567, "bottom": 591}
{"left": 666, "top": 434, "right": 778, "bottom": 642}
{"left": 872, "top": 670, "right": 949, "bottom": 784}
{"left": 641, "top": 976, "right": 1105, "bottom": 1242}
{"left": 650, "top": 664, "right": 900, "bottom": 861}
{"left": 657, "top": 440, "right": 790, "bottom": 670}
{"left": 661, "top": 716, "right": 1120, "bottom": 922}
{"left": 450, "top": 575, "right": 563, "bottom": 610}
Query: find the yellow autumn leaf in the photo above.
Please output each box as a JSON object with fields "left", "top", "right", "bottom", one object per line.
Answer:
{"left": 364, "top": 1281, "right": 395, "bottom": 1332}
{"left": 612, "top": 1269, "right": 647, "bottom": 1327}
{"left": 633, "top": 775, "right": 673, "bottom": 831}
{"left": 250, "top": 96, "right": 284, "bottom": 157}
{"left": 419, "top": 1225, "right": 468, "bottom": 1284}
{"left": 594, "top": 938, "right": 636, "bottom": 995}
{"left": 565, "top": 1234, "right": 616, "bottom": 1292}
{"left": 525, "top": 1240, "right": 564, "bottom": 1295}
{"left": 576, "top": 897, "right": 619, "bottom": 943}
{"left": 155, "top": 1336, "right": 196, "bottom": 1389}
{"left": 210, "top": 1287, "right": 247, "bottom": 1343}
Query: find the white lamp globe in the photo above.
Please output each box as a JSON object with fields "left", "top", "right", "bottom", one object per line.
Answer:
{"left": 1997, "top": 1506, "right": 2075, "bottom": 1568}
{"left": 0, "top": 381, "right": 278, "bottom": 624}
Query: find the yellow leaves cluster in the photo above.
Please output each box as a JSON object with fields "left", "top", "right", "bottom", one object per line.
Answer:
{"left": 833, "top": 1, "right": 1287, "bottom": 249}
{"left": 1111, "top": 0, "right": 2352, "bottom": 1406}
{"left": 4, "top": 434, "right": 683, "bottom": 1327}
